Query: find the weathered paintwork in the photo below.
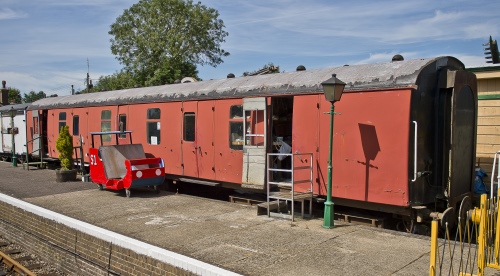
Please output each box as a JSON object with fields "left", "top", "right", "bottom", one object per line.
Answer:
{"left": 24, "top": 56, "right": 477, "bottom": 216}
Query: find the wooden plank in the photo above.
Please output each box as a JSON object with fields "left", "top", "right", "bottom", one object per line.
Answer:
{"left": 477, "top": 126, "right": 500, "bottom": 135}
{"left": 229, "top": 195, "right": 264, "bottom": 206}
{"left": 476, "top": 144, "right": 500, "bottom": 156}
{"left": 476, "top": 134, "right": 500, "bottom": 145}
{"left": 478, "top": 116, "right": 500, "bottom": 126}
{"left": 478, "top": 99, "right": 500, "bottom": 107}
{"left": 478, "top": 107, "right": 500, "bottom": 116}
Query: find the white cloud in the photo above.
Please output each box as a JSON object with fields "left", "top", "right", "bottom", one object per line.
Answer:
{"left": 0, "top": 8, "right": 27, "bottom": 20}
{"left": 2, "top": 0, "right": 500, "bottom": 95}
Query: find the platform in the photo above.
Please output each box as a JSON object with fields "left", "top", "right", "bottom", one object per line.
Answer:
{"left": 0, "top": 161, "right": 458, "bottom": 275}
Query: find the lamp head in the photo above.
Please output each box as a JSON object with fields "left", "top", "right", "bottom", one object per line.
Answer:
{"left": 321, "top": 74, "right": 346, "bottom": 103}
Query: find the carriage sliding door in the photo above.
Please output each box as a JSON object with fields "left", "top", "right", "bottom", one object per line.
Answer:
{"left": 241, "top": 97, "right": 267, "bottom": 188}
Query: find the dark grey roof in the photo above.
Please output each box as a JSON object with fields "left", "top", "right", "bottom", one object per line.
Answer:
{"left": 28, "top": 56, "right": 463, "bottom": 110}
{"left": 0, "top": 103, "right": 29, "bottom": 112}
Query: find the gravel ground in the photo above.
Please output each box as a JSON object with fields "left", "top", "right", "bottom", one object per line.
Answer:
{"left": 0, "top": 235, "right": 65, "bottom": 275}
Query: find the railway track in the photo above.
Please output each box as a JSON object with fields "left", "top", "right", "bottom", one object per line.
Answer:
{"left": 0, "top": 235, "right": 63, "bottom": 276}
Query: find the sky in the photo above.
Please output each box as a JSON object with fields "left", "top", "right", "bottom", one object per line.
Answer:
{"left": 0, "top": 0, "right": 499, "bottom": 96}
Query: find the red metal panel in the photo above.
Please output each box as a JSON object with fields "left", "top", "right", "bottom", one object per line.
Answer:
{"left": 318, "top": 89, "right": 411, "bottom": 207}
{"left": 197, "top": 101, "right": 215, "bottom": 180}
{"left": 214, "top": 99, "right": 244, "bottom": 183}
{"left": 47, "top": 109, "right": 58, "bottom": 158}
{"left": 71, "top": 108, "right": 89, "bottom": 162}
{"left": 86, "top": 106, "right": 118, "bottom": 147}
{"left": 25, "top": 110, "right": 34, "bottom": 154}
{"left": 161, "top": 102, "right": 183, "bottom": 176}
{"left": 182, "top": 101, "right": 198, "bottom": 177}
{"left": 291, "top": 95, "right": 321, "bottom": 194}
{"left": 126, "top": 104, "right": 154, "bottom": 150}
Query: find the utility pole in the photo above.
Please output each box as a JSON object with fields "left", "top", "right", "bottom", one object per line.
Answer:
{"left": 86, "top": 58, "right": 93, "bottom": 93}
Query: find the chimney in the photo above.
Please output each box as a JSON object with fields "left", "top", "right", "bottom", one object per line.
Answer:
{"left": 1, "top": 80, "right": 8, "bottom": 106}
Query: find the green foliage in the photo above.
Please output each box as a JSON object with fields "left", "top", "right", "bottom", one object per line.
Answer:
{"left": 92, "top": 71, "right": 137, "bottom": 92}
{"left": 22, "top": 90, "right": 46, "bottom": 103}
{"left": 55, "top": 125, "right": 73, "bottom": 170}
{"left": 109, "top": 0, "right": 228, "bottom": 85}
{"left": 242, "top": 63, "right": 281, "bottom": 76}
{"left": 7, "top": 87, "right": 22, "bottom": 104}
{"left": 144, "top": 60, "right": 198, "bottom": 87}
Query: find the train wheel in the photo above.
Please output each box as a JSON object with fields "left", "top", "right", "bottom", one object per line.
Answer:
{"left": 125, "top": 189, "right": 131, "bottom": 198}
{"left": 164, "top": 179, "right": 172, "bottom": 191}
{"left": 154, "top": 185, "right": 160, "bottom": 194}
{"left": 98, "top": 184, "right": 103, "bottom": 191}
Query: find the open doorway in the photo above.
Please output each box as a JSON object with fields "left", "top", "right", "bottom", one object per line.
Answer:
{"left": 270, "top": 96, "right": 293, "bottom": 181}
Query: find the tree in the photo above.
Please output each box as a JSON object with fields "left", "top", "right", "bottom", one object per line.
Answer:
{"left": 23, "top": 90, "right": 46, "bottom": 103}
{"left": 56, "top": 125, "right": 73, "bottom": 170}
{"left": 7, "top": 87, "right": 22, "bottom": 104}
{"left": 109, "top": 0, "right": 228, "bottom": 86}
{"left": 93, "top": 71, "right": 137, "bottom": 92}
{"left": 242, "top": 63, "right": 281, "bottom": 77}
{"left": 144, "top": 60, "right": 198, "bottom": 87}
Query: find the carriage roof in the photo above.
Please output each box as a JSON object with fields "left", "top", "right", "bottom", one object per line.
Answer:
{"left": 28, "top": 56, "right": 463, "bottom": 110}
{"left": 0, "top": 103, "right": 29, "bottom": 113}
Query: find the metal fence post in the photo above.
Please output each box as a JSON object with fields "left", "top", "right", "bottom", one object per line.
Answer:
{"left": 429, "top": 220, "right": 438, "bottom": 276}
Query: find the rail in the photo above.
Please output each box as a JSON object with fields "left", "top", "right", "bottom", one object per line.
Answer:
{"left": 73, "top": 135, "right": 85, "bottom": 174}
{"left": 23, "top": 135, "right": 46, "bottom": 170}
{"left": 266, "top": 152, "right": 313, "bottom": 221}
{"left": 490, "top": 150, "right": 500, "bottom": 199}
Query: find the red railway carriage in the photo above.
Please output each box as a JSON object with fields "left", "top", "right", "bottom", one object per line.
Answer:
{"left": 26, "top": 56, "right": 477, "bottom": 223}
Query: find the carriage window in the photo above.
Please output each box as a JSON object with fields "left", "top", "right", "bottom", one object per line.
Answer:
{"left": 73, "top": 115, "right": 79, "bottom": 136}
{"left": 184, "top": 112, "right": 195, "bottom": 142}
{"left": 119, "top": 114, "right": 127, "bottom": 138}
{"left": 147, "top": 108, "right": 160, "bottom": 145}
{"left": 229, "top": 105, "right": 244, "bottom": 150}
{"left": 58, "top": 112, "right": 66, "bottom": 131}
{"left": 230, "top": 105, "right": 243, "bottom": 119}
{"left": 101, "top": 110, "right": 111, "bottom": 142}
{"left": 148, "top": 108, "right": 161, "bottom": 119}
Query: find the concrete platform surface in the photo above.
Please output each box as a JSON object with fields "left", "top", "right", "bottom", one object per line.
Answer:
{"left": 0, "top": 162, "right": 443, "bottom": 275}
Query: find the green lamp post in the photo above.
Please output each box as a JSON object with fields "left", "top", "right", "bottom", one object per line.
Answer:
{"left": 321, "top": 73, "right": 345, "bottom": 229}
{"left": 9, "top": 106, "right": 17, "bottom": 167}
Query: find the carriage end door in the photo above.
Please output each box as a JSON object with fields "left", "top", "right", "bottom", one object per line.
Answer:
{"left": 241, "top": 98, "right": 267, "bottom": 189}
{"left": 31, "top": 110, "right": 41, "bottom": 156}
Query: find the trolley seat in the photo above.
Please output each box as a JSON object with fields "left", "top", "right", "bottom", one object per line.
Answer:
{"left": 98, "top": 144, "right": 164, "bottom": 190}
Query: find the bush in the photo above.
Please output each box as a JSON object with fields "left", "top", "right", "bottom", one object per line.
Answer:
{"left": 56, "top": 125, "right": 73, "bottom": 170}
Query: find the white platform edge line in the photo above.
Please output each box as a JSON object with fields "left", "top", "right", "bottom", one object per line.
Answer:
{"left": 0, "top": 193, "right": 240, "bottom": 276}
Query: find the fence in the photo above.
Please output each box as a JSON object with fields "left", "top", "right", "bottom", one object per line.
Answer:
{"left": 429, "top": 193, "right": 500, "bottom": 275}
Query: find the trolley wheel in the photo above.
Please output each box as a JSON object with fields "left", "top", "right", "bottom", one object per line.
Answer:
{"left": 154, "top": 185, "right": 160, "bottom": 194}
{"left": 125, "top": 189, "right": 131, "bottom": 198}
{"left": 98, "top": 184, "right": 103, "bottom": 191}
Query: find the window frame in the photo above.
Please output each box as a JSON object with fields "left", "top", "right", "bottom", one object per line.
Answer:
{"left": 228, "top": 105, "right": 245, "bottom": 150}
{"left": 146, "top": 108, "right": 161, "bottom": 145}
{"left": 183, "top": 112, "right": 196, "bottom": 142}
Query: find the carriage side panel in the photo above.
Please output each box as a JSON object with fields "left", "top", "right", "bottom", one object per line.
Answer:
{"left": 318, "top": 89, "right": 412, "bottom": 207}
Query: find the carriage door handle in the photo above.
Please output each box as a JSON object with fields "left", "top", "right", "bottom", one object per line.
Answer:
{"left": 412, "top": 121, "right": 418, "bottom": 182}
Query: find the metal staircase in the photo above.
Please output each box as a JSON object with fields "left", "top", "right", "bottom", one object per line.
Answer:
{"left": 266, "top": 152, "right": 313, "bottom": 221}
